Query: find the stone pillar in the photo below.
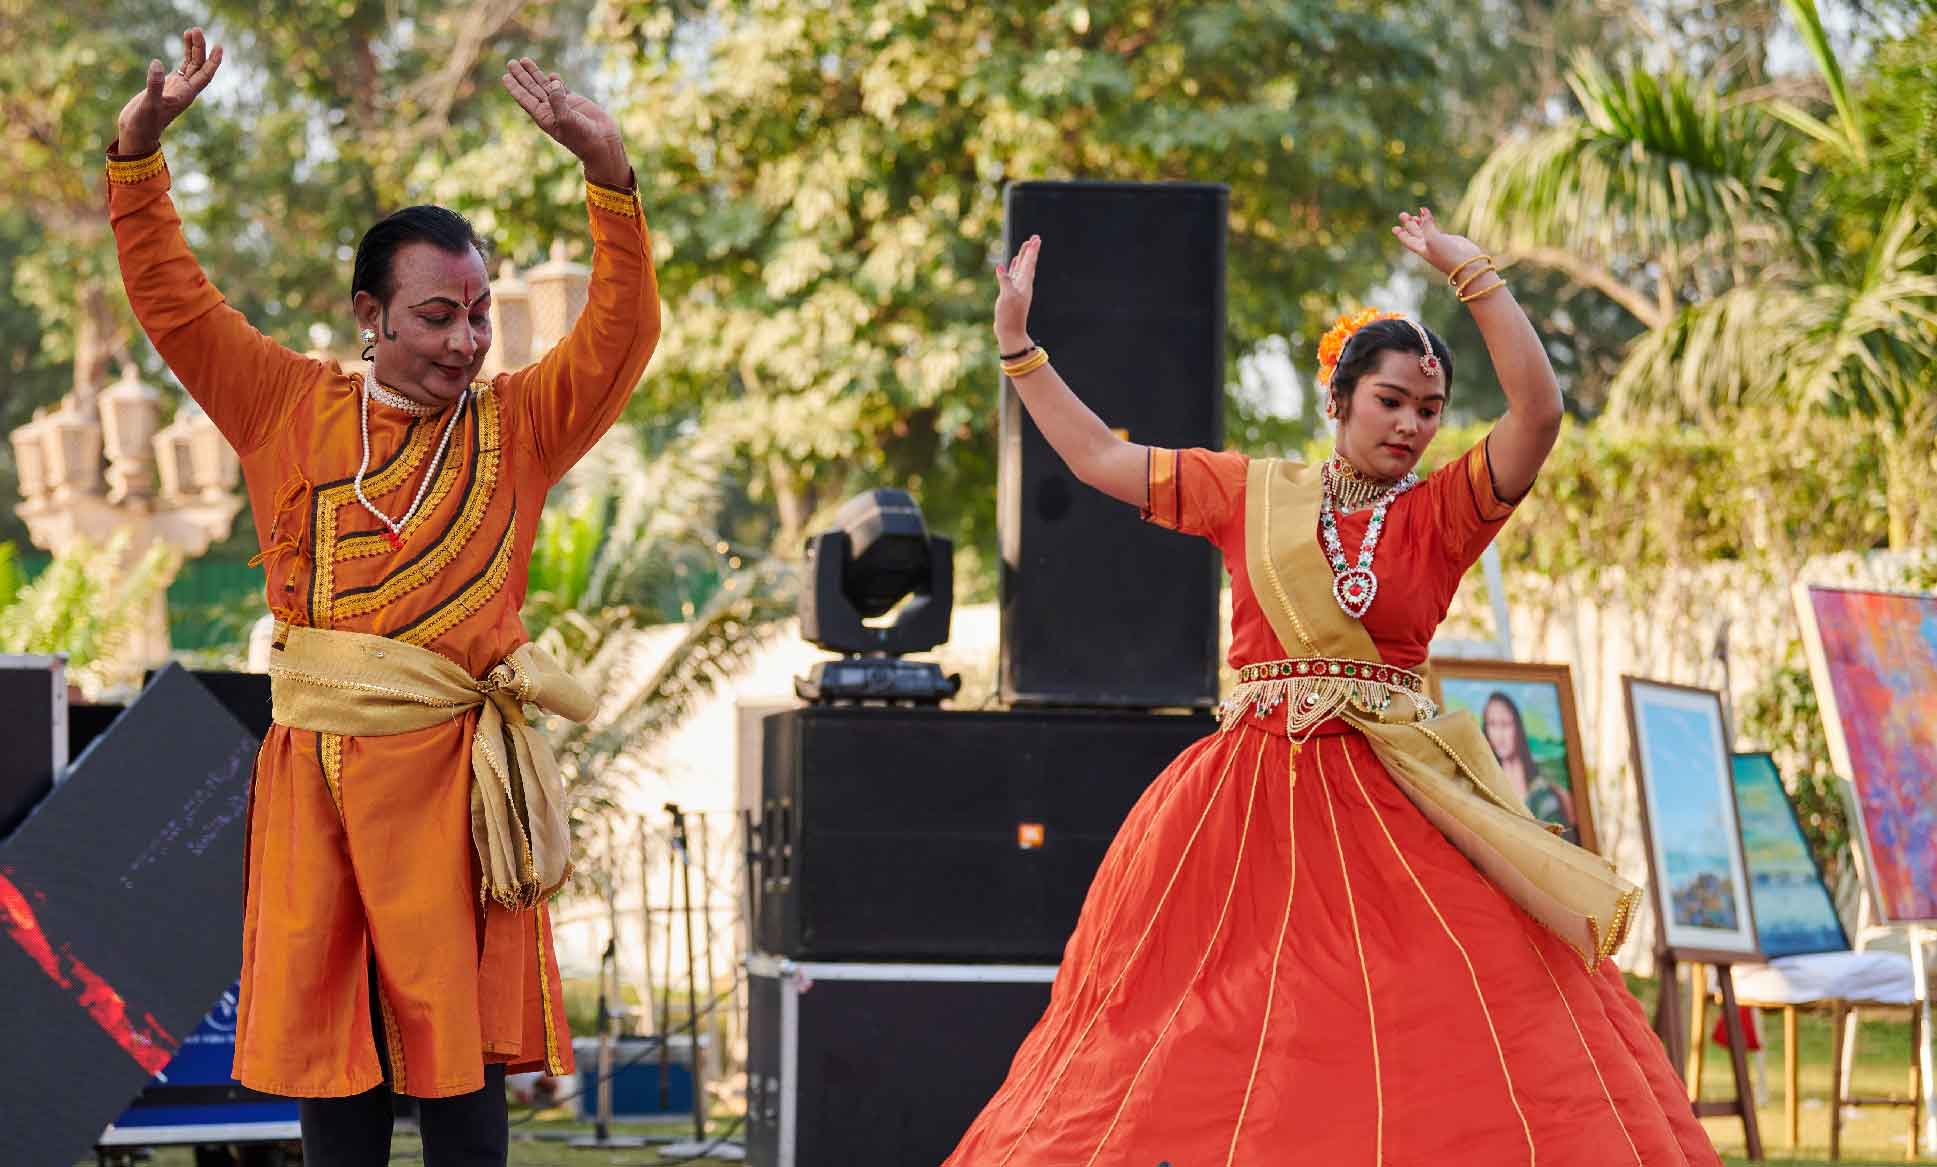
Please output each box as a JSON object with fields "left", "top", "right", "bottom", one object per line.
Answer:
{"left": 525, "top": 240, "right": 590, "bottom": 357}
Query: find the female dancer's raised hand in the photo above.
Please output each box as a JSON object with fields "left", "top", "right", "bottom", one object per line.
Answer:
{"left": 501, "top": 58, "right": 631, "bottom": 189}
{"left": 117, "top": 27, "right": 223, "bottom": 157}
{"left": 994, "top": 234, "right": 1041, "bottom": 353}
{"left": 1391, "top": 206, "right": 1486, "bottom": 279}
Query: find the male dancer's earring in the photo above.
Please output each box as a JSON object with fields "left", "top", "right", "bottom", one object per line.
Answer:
{"left": 360, "top": 327, "right": 377, "bottom": 362}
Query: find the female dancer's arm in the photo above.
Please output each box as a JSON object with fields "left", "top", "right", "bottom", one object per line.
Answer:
{"left": 110, "top": 28, "right": 320, "bottom": 454}
{"left": 991, "top": 235, "right": 1149, "bottom": 509}
{"left": 1393, "top": 208, "right": 1563, "bottom": 502}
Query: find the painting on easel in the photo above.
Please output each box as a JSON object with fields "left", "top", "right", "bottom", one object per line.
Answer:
{"left": 1795, "top": 584, "right": 1937, "bottom": 926}
{"left": 1624, "top": 678, "right": 1762, "bottom": 962}
{"left": 1730, "top": 751, "right": 1849, "bottom": 959}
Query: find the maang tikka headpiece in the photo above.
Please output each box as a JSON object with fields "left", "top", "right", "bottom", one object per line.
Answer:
{"left": 1315, "top": 308, "right": 1441, "bottom": 393}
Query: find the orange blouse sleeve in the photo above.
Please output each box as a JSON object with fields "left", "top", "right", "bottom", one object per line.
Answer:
{"left": 501, "top": 179, "right": 663, "bottom": 485}
{"left": 1420, "top": 436, "right": 1523, "bottom": 570}
{"left": 107, "top": 149, "right": 324, "bottom": 455}
{"left": 1140, "top": 447, "right": 1250, "bottom": 544}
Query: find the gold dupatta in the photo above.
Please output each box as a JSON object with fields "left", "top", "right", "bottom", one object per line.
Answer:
{"left": 1243, "top": 457, "right": 1639, "bottom": 969}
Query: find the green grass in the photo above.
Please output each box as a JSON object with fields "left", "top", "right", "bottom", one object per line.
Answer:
{"left": 1617, "top": 975, "right": 1931, "bottom": 1164}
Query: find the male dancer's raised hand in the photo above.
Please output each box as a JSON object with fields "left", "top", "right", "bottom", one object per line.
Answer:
{"left": 501, "top": 57, "right": 632, "bottom": 189}
{"left": 117, "top": 27, "right": 223, "bottom": 156}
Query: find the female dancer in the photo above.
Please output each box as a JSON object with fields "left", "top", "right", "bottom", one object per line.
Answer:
{"left": 109, "top": 28, "right": 659, "bottom": 1166}
{"left": 948, "top": 211, "right": 1717, "bottom": 1164}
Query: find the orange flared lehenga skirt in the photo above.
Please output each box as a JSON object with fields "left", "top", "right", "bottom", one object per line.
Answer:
{"left": 945, "top": 715, "right": 1720, "bottom": 1166}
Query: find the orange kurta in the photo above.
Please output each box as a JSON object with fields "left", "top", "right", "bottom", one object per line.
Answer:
{"left": 946, "top": 445, "right": 1719, "bottom": 1165}
{"left": 109, "top": 151, "right": 661, "bottom": 1098}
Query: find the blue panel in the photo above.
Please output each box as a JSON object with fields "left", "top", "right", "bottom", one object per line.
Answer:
{"left": 111, "top": 981, "right": 300, "bottom": 1130}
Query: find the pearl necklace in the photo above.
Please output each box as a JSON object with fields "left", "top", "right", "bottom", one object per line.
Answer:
{"left": 355, "top": 371, "right": 469, "bottom": 549}
{"left": 368, "top": 378, "right": 442, "bottom": 416}
{"left": 1319, "top": 456, "right": 1417, "bottom": 619}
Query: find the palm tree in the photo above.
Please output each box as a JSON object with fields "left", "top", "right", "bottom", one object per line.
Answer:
{"left": 1460, "top": 0, "right": 1937, "bottom": 547}
{"left": 518, "top": 437, "right": 799, "bottom": 890}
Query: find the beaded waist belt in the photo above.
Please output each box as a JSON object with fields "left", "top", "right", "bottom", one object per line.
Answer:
{"left": 1236, "top": 657, "right": 1425, "bottom": 693}
{"left": 1221, "top": 656, "right": 1435, "bottom": 737}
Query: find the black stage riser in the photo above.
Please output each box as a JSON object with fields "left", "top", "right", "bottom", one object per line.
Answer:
{"left": 756, "top": 706, "right": 1213, "bottom": 963}
{"left": 998, "top": 180, "right": 1227, "bottom": 709}
{"left": 746, "top": 957, "right": 1054, "bottom": 1167}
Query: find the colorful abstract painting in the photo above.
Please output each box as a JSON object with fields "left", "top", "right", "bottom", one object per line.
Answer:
{"left": 1626, "top": 679, "right": 1761, "bottom": 959}
{"left": 1731, "top": 752, "right": 1849, "bottom": 959}
{"left": 1797, "top": 585, "right": 1937, "bottom": 925}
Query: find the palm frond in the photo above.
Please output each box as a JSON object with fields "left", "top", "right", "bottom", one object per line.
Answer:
{"left": 1609, "top": 203, "right": 1937, "bottom": 426}
{"left": 1460, "top": 55, "right": 1799, "bottom": 268}
{"left": 1777, "top": 0, "right": 1866, "bottom": 162}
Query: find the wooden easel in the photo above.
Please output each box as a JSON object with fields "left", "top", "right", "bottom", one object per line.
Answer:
{"left": 1655, "top": 949, "right": 1764, "bottom": 1159}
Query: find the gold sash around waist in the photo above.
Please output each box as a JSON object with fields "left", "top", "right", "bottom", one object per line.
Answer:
{"left": 267, "top": 623, "right": 596, "bottom": 910}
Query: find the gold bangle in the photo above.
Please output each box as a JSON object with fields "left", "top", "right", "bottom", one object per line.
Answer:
{"left": 1454, "top": 263, "right": 1499, "bottom": 297}
{"left": 106, "top": 149, "right": 166, "bottom": 185}
{"left": 1446, "top": 254, "right": 1492, "bottom": 287}
{"left": 1002, "top": 347, "right": 1051, "bottom": 378}
{"left": 1459, "top": 277, "right": 1508, "bottom": 304}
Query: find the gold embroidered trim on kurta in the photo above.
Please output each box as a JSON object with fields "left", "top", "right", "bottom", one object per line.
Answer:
{"left": 106, "top": 150, "right": 166, "bottom": 184}
{"left": 586, "top": 180, "right": 641, "bottom": 218}
{"left": 332, "top": 390, "right": 502, "bottom": 621}
{"left": 308, "top": 415, "right": 438, "bottom": 625}
{"left": 318, "top": 732, "right": 344, "bottom": 815}
{"left": 333, "top": 402, "right": 474, "bottom": 562}
{"left": 392, "top": 507, "right": 518, "bottom": 649}
{"left": 1225, "top": 738, "right": 1302, "bottom": 1167}
{"left": 1315, "top": 741, "right": 1384, "bottom": 1161}
{"left": 1340, "top": 744, "right": 1537, "bottom": 1162}
{"left": 1082, "top": 738, "right": 1269, "bottom": 1167}
{"left": 1526, "top": 936, "right": 1644, "bottom": 1164}
{"left": 995, "top": 738, "right": 1250, "bottom": 1167}
{"left": 536, "top": 907, "right": 564, "bottom": 1073}
{"left": 376, "top": 984, "right": 409, "bottom": 1094}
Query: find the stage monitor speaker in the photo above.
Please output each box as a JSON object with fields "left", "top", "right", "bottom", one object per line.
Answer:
{"left": 747, "top": 956, "right": 1054, "bottom": 1167}
{"left": 0, "top": 664, "right": 257, "bottom": 1167}
{"left": 999, "top": 180, "right": 1227, "bottom": 709}
{"left": 756, "top": 706, "right": 1212, "bottom": 963}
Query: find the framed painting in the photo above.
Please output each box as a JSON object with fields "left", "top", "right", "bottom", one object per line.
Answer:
{"left": 1730, "top": 751, "right": 1849, "bottom": 959}
{"left": 1429, "top": 659, "right": 1597, "bottom": 853}
{"left": 1623, "top": 678, "right": 1762, "bottom": 963}
{"left": 1794, "top": 584, "right": 1937, "bottom": 925}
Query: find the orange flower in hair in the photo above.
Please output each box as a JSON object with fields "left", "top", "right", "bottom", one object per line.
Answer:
{"left": 1315, "top": 307, "right": 1405, "bottom": 388}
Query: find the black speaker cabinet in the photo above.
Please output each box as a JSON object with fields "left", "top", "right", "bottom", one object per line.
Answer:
{"left": 999, "top": 180, "right": 1227, "bottom": 708}
{"left": 746, "top": 955, "right": 1054, "bottom": 1167}
{"left": 755, "top": 705, "right": 1213, "bottom": 963}
{"left": 0, "top": 654, "right": 66, "bottom": 839}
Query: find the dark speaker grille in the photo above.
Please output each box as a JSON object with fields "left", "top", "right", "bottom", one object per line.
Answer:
{"left": 998, "top": 181, "right": 1227, "bottom": 708}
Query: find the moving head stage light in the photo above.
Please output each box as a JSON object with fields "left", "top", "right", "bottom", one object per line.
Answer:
{"left": 796, "top": 489, "right": 961, "bottom": 704}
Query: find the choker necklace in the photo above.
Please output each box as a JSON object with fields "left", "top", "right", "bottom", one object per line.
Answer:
{"left": 1319, "top": 455, "right": 1418, "bottom": 619}
{"left": 355, "top": 371, "right": 468, "bottom": 549}
{"left": 367, "top": 379, "right": 443, "bottom": 416}
{"left": 1324, "top": 453, "right": 1405, "bottom": 513}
